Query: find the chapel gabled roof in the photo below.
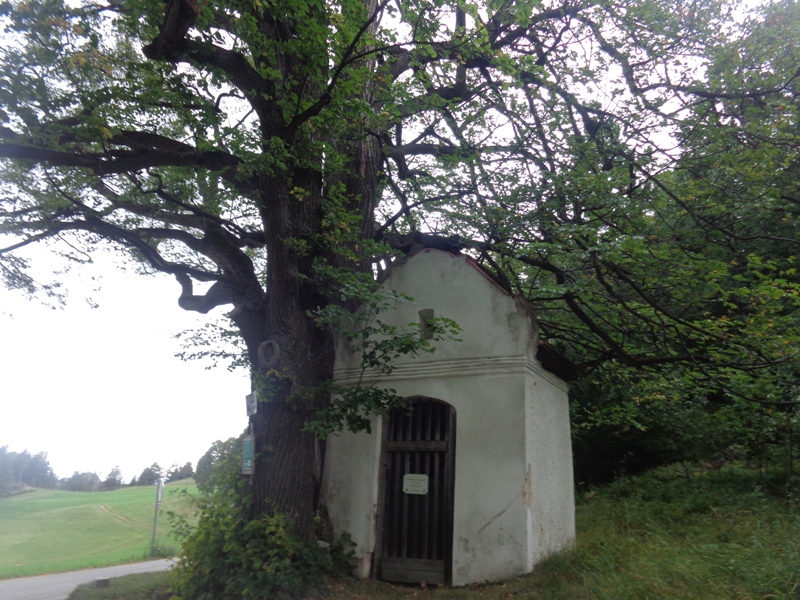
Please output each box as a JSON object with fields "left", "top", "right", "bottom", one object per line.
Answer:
{"left": 379, "top": 246, "right": 582, "bottom": 382}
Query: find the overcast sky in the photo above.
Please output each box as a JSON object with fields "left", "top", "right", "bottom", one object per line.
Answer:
{"left": 0, "top": 248, "right": 250, "bottom": 483}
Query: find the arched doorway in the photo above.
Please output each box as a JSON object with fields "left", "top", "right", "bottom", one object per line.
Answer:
{"left": 378, "top": 397, "right": 456, "bottom": 585}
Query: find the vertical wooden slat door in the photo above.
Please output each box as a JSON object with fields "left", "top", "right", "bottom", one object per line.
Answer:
{"left": 380, "top": 397, "right": 455, "bottom": 585}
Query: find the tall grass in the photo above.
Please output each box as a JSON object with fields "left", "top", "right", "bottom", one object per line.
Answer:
{"left": 0, "top": 481, "right": 196, "bottom": 579}
{"left": 66, "top": 464, "right": 800, "bottom": 599}
{"left": 324, "top": 463, "right": 800, "bottom": 600}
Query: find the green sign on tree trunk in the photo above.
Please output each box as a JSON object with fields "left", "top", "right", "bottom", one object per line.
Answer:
{"left": 242, "top": 435, "right": 254, "bottom": 475}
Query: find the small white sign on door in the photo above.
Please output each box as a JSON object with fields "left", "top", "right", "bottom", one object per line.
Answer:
{"left": 403, "top": 473, "right": 429, "bottom": 495}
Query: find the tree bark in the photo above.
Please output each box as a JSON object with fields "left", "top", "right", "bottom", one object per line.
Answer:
{"left": 239, "top": 0, "right": 383, "bottom": 540}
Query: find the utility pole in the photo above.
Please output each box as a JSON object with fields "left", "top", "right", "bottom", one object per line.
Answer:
{"left": 150, "top": 478, "right": 164, "bottom": 557}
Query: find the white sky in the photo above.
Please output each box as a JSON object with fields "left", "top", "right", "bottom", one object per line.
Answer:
{"left": 0, "top": 249, "right": 250, "bottom": 483}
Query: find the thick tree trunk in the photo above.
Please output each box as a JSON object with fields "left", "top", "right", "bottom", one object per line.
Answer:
{"left": 248, "top": 315, "right": 334, "bottom": 540}
{"left": 140, "top": 5, "right": 384, "bottom": 542}
{"left": 186, "top": 0, "right": 386, "bottom": 543}
{"left": 240, "top": 0, "right": 385, "bottom": 530}
{"left": 250, "top": 385, "right": 326, "bottom": 537}
{"left": 243, "top": 162, "right": 334, "bottom": 540}
{"left": 243, "top": 125, "right": 382, "bottom": 542}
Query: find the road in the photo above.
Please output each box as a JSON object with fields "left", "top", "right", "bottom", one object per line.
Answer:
{"left": 0, "top": 559, "right": 175, "bottom": 600}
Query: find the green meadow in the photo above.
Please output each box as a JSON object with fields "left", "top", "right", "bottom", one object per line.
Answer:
{"left": 0, "top": 481, "right": 196, "bottom": 579}
{"left": 67, "top": 464, "right": 800, "bottom": 600}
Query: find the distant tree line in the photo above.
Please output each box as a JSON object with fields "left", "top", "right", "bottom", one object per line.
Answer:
{"left": 0, "top": 446, "right": 195, "bottom": 497}
{"left": 129, "top": 462, "right": 195, "bottom": 486}
{"left": 0, "top": 446, "right": 58, "bottom": 496}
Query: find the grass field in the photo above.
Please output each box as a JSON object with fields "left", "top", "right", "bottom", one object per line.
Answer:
{"left": 66, "top": 464, "right": 800, "bottom": 600}
{"left": 0, "top": 480, "right": 196, "bottom": 579}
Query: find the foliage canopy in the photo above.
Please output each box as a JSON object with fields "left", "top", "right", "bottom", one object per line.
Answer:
{"left": 0, "top": 0, "right": 797, "bottom": 588}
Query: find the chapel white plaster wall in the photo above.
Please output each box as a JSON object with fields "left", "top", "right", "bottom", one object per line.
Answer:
{"left": 334, "top": 250, "right": 535, "bottom": 376}
{"left": 325, "top": 249, "right": 575, "bottom": 586}
{"left": 322, "top": 416, "right": 382, "bottom": 578}
{"left": 523, "top": 361, "right": 576, "bottom": 568}
{"left": 383, "top": 372, "right": 530, "bottom": 586}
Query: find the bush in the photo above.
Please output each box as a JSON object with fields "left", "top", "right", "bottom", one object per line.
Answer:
{"left": 173, "top": 501, "right": 336, "bottom": 599}
{"left": 170, "top": 437, "right": 352, "bottom": 599}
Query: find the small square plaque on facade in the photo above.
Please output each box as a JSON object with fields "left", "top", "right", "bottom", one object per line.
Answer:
{"left": 402, "top": 473, "right": 429, "bottom": 495}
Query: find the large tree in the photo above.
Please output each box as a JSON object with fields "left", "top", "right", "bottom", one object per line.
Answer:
{"left": 0, "top": 0, "right": 797, "bottom": 549}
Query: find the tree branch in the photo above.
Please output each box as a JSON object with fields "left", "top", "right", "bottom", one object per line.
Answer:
{"left": 0, "top": 136, "right": 256, "bottom": 196}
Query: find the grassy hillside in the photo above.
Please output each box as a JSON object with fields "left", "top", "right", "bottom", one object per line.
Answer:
{"left": 329, "top": 463, "right": 800, "bottom": 598}
{"left": 69, "top": 464, "right": 800, "bottom": 600}
{"left": 0, "top": 481, "right": 196, "bottom": 579}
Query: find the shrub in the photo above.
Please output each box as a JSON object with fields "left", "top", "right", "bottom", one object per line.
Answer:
{"left": 171, "top": 499, "right": 334, "bottom": 599}
{"left": 170, "top": 437, "right": 353, "bottom": 599}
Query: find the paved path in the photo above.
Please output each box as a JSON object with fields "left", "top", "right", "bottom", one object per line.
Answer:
{"left": 0, "top": 559, "right": 175, "bottom": 600}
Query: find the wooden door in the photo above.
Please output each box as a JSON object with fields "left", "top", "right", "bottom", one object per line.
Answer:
{"left": 379, "top": 397, "right": 455, "bottom": 585}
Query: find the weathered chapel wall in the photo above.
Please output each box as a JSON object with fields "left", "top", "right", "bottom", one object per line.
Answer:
{"left": 321, "top": 414, "right": 382, "bottom": 576}
{"left": 523, "top": 363, "right": 576, "bottom": 569}
{"left": 323, "top": 249, "right": 575, "bottom": 585}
